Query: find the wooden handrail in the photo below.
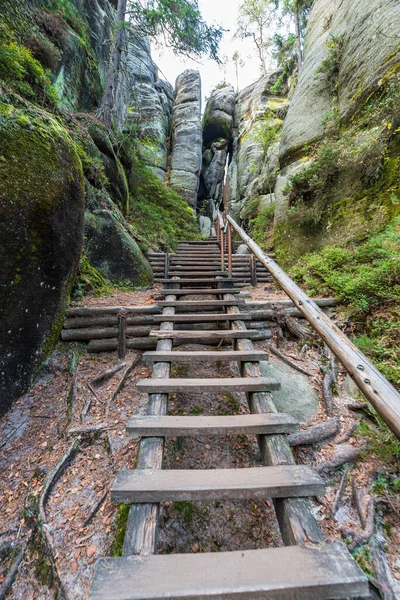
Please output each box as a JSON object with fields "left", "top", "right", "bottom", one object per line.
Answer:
{"left": 226, "top": 214, "right": 400, "bottom": 440}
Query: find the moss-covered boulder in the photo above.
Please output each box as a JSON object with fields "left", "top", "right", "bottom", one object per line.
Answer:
{"left": 0, "top": 100, "right": 84, "bottom": 414}
{"left": 84, "top": 209, "right": 153, "bottom": 286}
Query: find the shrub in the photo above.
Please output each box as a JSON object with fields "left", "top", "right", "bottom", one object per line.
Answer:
{"left": 291, "top": 219, "right": 400, "bottom": 311}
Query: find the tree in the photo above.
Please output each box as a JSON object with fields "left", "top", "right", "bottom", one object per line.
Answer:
{"left": 99, "top": 0, "right": 128, "bottom": 128}
{"left": 100, "top": 0, "right": 224, "bottom": 127}
{"left": 232, "top": 50, "right": 244, "bottom": 92}
{"left": 273, "top": 0, "right": 314, "bottom": 72}
{"left": 235, "top": 0, "right": 275, "bottom": 76}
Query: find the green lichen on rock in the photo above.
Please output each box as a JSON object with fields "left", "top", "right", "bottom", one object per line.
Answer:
{"left": 0, "top": 90, "right": 85, "bottom": 413}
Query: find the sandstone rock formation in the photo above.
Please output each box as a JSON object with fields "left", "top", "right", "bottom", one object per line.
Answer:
{"left": 228, "top": 74, "right": 288, "bottom": 220}
{"left": 170, "top": 70, "right": 203, "bottom": 208}
{"left": 279, "top": 0, "right": 400, "bottom": 165}
{"left": 199, "top": 85, "right": 235, "bottom": 218}
{"left": 119, "top": 35, "right": 174, "bottom": 180}
{"left": 274, "top": 0, "right": 400, "bottom": 258}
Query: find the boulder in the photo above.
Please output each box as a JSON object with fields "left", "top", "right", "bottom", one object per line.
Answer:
{"left": 0, "top": 103, "right": 85, "bottom": 413}
{"left": 84, "top": 209, "right": 153, "bottom": 286}
{"left": 236, "top": 244, "right": 250, "bottom": 255}
{"left": 199, "top": 216, "right": 212, "bottom": 238}
{"left": 170, "top": 70, "right": 202, "bottom": 208}
{"left": 260, "top": 360, "right": 319, "bottom": 422}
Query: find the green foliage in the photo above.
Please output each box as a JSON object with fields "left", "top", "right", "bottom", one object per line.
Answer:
{"left": 249, "top": 203, "right": 275, "bottom": 246}
{"left": 290, "top": 219, "right": 400, "bottom": 312}
{"left": 45, "top": 0, "right": 89, "bottom": 39}
{"left": 128, "top": 159, "right": 200, "bottom": 251}
{"left": 0, "top": 20, "right": 58, "bottom": 103}
{"left": 271, "top": 33, "right": 296, "bottom": 93}
{"left": 71, "top": 252, "right": 113, "bottom": 300}
{"left": 128, "top": 0, "right": 223, "bottom": 61}
{"left": 356, "top": 419, "right": 400, "bottom": 466}
{"left": 318, "top": 34, "right": 345, "bottom": 97}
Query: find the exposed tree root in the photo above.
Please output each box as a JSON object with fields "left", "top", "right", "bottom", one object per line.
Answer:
{"left": 91, "top": 363, "right": 128, "bottom": 387}
{"left": 269, "top": 345, "right": 314, "bottom": 377}
{"left": 322, "top": 370, "right": 334, "bottom": 416}
{"left": 288, "top": 417, "right": 340, "bottom": 447}
{"left": 371, "top": 524, "right": 398, "bottom": 600}
{"left": 336, "top": 420, "right": 361, "bottom": 444}
{"left": 331, "top": 465, "right": 349, "bottom": 517}
{"left": 83, "top": 491, "right": 108, "bottom": 529}
{"left": 0, "top": 545, "right": 24, "bottom": 600}
{"left": 317, "top": 445, "right": 366, "bottom": 474}
{"left": 341, "top": 496, "right": 375, "bottom": 552}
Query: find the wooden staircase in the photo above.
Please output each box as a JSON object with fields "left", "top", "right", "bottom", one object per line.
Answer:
{"left": 88, "top": 239, "right": 369, "bottom": 600}
{"left": 148, "top": 238, "right": 273, "bottom": 285}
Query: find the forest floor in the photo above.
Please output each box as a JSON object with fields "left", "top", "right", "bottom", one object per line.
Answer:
{"left": 0, "top": 282, "right": 399, "bottom": 599}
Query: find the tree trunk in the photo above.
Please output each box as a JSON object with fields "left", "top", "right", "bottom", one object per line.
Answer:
{"left": 294, "top": 2, "right": 303, "bottom": 73}
{"left": 99, "top": 0, "right": 128, "bottom": 128}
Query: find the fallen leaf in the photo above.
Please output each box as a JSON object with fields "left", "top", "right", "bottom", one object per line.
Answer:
{"left": 192, "top": 543, "right": 199, "bottom": 553}
{"left": 87, "top": 545, "right": 97, "bottom": 559}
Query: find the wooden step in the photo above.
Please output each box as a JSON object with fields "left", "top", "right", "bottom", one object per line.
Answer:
{"left": 127, "top": 413, "right": 298, "bottom": 437}
{"left": 88, "top": 542, "right": 368, "bottom": 600}
{"left": 158, "top": 288, "right": 243, "bottom": 296}
{"left": 156, "top": 300, "right": 246, "bottom": 307}
{"left": 156, "top": 278, "right": 238, "bottom": 285}
{"left": 153, "top": 314, "right": 252, "bottom": 323}
{"left": 111, "top": 465, "right": 324, "bottom": 503}
{"left": 149, "top": 330, "right": 269, "bottom": 340}
{"left": 143, "top": 350, "right": 268, "bottom": 363}
{"left": 166, "top": 272, "right": 228, "bottom": 278}
{"left": 136, "top": 377, "right": 280, "bottom": 393}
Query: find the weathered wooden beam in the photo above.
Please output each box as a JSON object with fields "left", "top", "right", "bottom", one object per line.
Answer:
{"left": 227, "top": 215, "right": 400, "bottom": 440}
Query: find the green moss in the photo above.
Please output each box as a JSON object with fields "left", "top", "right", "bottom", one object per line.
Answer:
{"left": 110, "top": 504, "right": 130, "bottom": 557}
{"left": 15, "top": 113, "right": 31, "bottom": 127}
{"left": 0, "top": 19, "right": 58, "bottom": 104}
{"left": 128, "top": 158, "right": 200, "bottom": 251}
{"left": 71, "top": 252, "right": 113, "bottom": 300}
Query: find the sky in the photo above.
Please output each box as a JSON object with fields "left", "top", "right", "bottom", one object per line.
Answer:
{"left": 151, "top": 0, "right": 277, "bottom": 109}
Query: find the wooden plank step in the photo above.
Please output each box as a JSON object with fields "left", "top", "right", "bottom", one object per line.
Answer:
{"left": 111, "top": 465, "right": 324, "bottom": 503}
{"left": 88, "top": 542, "right": 368, "bottom": 600}
{"left": 153, "top": 314, "right": 252, "bottom": 323}
{"left": 156, "top": 278, "right": 240, "bottom": 284}
{"left": 166, "top": 272, "right": 228, "bottom": 277}
{"left": 156, "top": 300, "right": 246, "bottom": 307}
{"left": 127, "top": 413, "right": 298, "bottom": 437}
{"left": 136, "top": 377, "right": 280, "bottom": 393}
{"left": 158, "top": 288, "right": 243, "bottom": 296}
{"left": 149, "top": 330, "right": 269, "bottom": 339}
{"left": 143, "top": 350, "right": 268, "bottom": 363}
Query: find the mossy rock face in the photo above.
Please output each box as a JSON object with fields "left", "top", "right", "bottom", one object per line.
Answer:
{"left": 85, "top": 120, "right": 129, "bottom": 213}
{"left": 84, "top": 210, "right": 153, "bottom": 286}
{"left": 0, "top": 104, "right": 85, "bottom": 413}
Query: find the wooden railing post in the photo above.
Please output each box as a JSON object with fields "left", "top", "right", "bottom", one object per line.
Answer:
{"left": 118, "top": 311, "right": 127, "bottom": 359}
{"left": 227, "top": 222, "right": 232, "bottom": 276}
{"left": 250, "top": 255, "right": 257, "bottom": 287}
{"left": 220, "top": 227, "right": 225, "bottom": 272}
{"left": 164, "top": 252, "right": 170, "bottom": 279}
